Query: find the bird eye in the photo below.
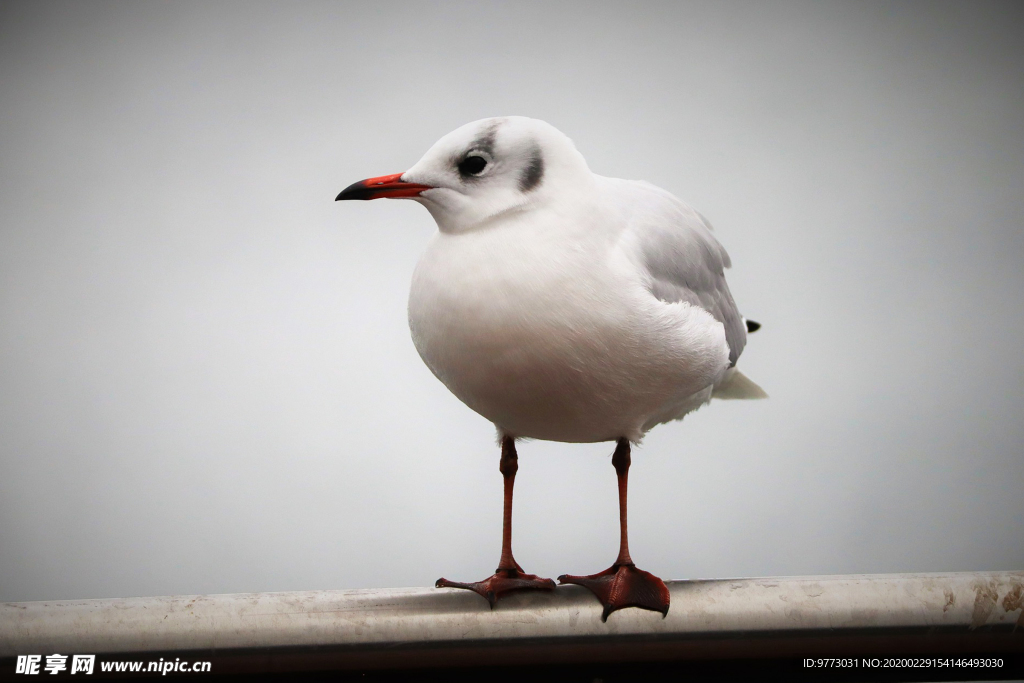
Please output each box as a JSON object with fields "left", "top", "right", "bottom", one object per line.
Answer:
{"left": 458, "top": 155, "right": 488, "bottom": 176}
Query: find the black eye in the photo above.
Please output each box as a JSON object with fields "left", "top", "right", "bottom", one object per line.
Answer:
{"left": 458, "top": 155, "right": 488, "bottom": 176}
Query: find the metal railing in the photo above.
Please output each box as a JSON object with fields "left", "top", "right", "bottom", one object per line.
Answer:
{"left": 2, "top": 572, "right": 1022, "bottom": 674}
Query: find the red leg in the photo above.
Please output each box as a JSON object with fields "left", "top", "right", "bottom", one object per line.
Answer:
{"left": 558, "top": 439, "right": 670, "bottom": 621}
{"left": 436, "top": 436, "right": 555, "bottom": 606}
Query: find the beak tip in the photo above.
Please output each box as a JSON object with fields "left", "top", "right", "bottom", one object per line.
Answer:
{"left": 335, "top": 181, "right": 371, "bottom": 201}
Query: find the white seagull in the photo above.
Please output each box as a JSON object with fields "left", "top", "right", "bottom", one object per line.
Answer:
{"left": 337, "top": 116, "right": 765, "bottom": 620}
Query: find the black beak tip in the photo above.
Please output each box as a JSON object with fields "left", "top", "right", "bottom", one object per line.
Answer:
{"left": 335, "top": 181, "right": 370, "bottom": 201}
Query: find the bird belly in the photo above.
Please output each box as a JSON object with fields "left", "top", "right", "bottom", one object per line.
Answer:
{"left": 407, "top": 230, "right": 730, "bottom": 443}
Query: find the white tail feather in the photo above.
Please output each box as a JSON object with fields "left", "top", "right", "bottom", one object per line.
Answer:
{"left": 712, "top": 368, "right": 768, "bottom": 400}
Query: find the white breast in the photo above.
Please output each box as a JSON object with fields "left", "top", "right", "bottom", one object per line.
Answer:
{"left": 407, "top": 206, "right": 730, "bottom": 443}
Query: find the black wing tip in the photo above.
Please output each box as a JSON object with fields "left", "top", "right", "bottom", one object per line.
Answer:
{"left": 745, "top": 319, "right": 761, "bottom": 333}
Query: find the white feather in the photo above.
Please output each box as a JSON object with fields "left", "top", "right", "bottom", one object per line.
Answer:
{"left": 401, "top": 117, "right": 763, "bottom": 442}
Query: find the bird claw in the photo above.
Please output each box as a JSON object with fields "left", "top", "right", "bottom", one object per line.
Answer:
{"left": 436, "top": 569, "right": 556, "bottom": 607}
{"left": 558, "top": 563, "right": 670, "bottom": 621}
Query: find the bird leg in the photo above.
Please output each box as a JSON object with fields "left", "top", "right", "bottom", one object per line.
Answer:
{"left": 435, "top": 435, "right": 555, "bottom": 606}
{"left": 558, "top": 438, "right": 671, "bottom": 621}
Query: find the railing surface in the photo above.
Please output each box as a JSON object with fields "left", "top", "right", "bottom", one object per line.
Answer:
{"left": 2, "top": 572, "right": 1022, "bottom": 674}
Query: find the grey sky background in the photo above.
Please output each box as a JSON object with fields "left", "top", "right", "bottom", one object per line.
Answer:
{"left": 1, "top": 1, "right": 1022, "bottom": 602}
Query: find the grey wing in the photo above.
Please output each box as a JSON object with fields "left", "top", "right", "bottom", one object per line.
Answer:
{"left": 628, "top": 184, "right": 747, "bottom": 366}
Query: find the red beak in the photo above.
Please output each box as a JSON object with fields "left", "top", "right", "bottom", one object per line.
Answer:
{"left": 335, "top": 172, "right": 433, "bottom": 201}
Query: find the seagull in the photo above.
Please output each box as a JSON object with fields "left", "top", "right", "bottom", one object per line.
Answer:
{"left": 336, "top": 116, "right": 765, "bottom": 620}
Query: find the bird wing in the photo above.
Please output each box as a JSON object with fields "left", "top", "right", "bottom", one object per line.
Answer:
{"left": 615, "top": 179, "right": 747, "bottom": 366}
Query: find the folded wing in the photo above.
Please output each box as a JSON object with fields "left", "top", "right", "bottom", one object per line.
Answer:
{"left": 618, "top": 180, "right": 748, "bottom": 368}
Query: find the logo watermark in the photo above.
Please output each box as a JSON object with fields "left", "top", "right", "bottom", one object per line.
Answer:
{"left": 15, "top": 654, "right": 211, "bottom": 675}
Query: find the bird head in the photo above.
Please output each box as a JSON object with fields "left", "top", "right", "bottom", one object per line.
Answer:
{"left": 337, "top": 117, "right": 593, "bottom": 233}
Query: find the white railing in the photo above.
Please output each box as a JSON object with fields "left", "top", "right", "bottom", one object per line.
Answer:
{"left": 2, "top": 572, "right": 1022, "bottom": 674}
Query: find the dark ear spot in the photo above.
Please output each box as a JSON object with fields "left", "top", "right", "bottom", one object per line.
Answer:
{"left": 519, "top": 147, "right": 544, "bottom": 192}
